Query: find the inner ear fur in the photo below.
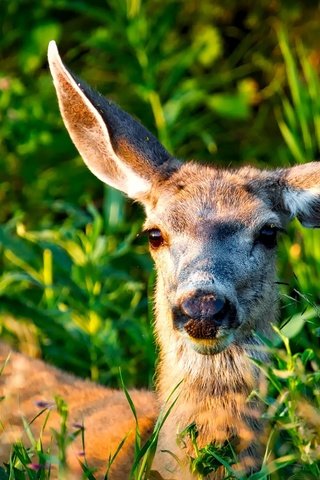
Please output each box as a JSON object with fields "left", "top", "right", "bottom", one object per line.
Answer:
{"left": 47, "top": 41, "right": 179, "bottom": 199}
{"left": 247, "top": 162, "right": 320, "bottom": 228}
{"left": 281, "top": 162, "right": 320, "bottom": 227}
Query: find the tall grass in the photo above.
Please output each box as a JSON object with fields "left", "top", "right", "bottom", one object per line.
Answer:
{"left": 0, "top": 2, "right": 319, "bottom": 479}
{"left": 0, "top": 209, "right": 155, "bottom": 388}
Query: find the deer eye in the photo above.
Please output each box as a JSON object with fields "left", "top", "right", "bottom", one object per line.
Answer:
{"left": 147, "top": 228, "right": 164, "bottom": 249}
{"left": 256, "top": 224, "right": 279, "bottom": 249}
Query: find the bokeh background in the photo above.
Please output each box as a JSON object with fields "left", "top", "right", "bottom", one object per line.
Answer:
{"left": 1, "top": 0, "right": 320, "bottom": 390}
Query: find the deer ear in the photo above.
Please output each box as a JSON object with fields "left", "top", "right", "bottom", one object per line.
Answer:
{"left": 47, "top": 41, "right": 177, "bottom": 199}
{"left": 280, "top": 162, "right": 320, "bottom": 227}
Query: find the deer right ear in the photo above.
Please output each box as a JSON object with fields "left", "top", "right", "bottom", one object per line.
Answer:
{"left": 48, "top": 41, "right": 177, "bottom": 199}
{"left": 280, "top": 162, "right": 320, "bottom": 228}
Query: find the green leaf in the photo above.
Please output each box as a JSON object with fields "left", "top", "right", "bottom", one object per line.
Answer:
{"left": 280, "top": 309, "right": 317, "bottom": 338}
{"left": 208, "top": 93, "right": 251, "bottom": 120}
{"left": 19, "top": 22, "right": 61, "bottom": 73}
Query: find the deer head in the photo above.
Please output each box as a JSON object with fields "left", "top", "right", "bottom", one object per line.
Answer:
{"left": 48, "top": 41, "right": 320, "bottom": 361}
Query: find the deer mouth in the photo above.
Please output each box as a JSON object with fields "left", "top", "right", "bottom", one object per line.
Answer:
{"left": 172, "top": 307, "right": 238, "bottom": 354}
{"left": 184, "top": 318, "right": 219, "bottom": 339}
{"left": 184, "top": 319, "right": 235, "bottom": 354}
{"left": 186, "top": 334, "right": 235, "bottom": 355}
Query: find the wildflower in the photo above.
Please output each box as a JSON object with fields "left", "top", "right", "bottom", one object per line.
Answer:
{"left": 27, "top": 463, "right": 44, "bottom": 471}
{"left": 35, "top": 400, "right": 55, "bottom": 409}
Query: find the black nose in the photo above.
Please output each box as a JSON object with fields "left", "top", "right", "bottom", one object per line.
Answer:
{"left": 180, "top": 291, "right": 228, "bottom": 323}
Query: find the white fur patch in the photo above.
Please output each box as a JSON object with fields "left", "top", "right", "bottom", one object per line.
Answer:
{"left": 186, "top": 271, "right": 214, "bottom": 285}
{"left": 283, "top": 187, "right": 320, "bottom": 225}
{"left": 118, "top": 158, "right": 151, "bottom": 198}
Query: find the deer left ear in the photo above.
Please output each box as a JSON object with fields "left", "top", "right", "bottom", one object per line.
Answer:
{"left": 47, "top": 41, "right": 178, "bottom": 200}
{"left": 280, "top": 162, "right": 320, "bottom": 227}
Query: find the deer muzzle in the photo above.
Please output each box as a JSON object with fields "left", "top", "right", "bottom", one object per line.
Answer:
{"left": 174, "top": 289, "right": 238, "bottom": 341}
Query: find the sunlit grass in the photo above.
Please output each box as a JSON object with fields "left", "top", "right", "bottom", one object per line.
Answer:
{"left": 1, "top": 324, "right": 319, "bottom": 479}
{"left": 0, "top": 2, "right": 320, "bottom": 479}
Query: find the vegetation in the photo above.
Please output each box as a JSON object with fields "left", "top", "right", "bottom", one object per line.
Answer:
{"left": 0, "top": 0, "right": 319, "bottom": 478}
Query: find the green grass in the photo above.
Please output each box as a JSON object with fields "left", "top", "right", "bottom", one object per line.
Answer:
{"left": 0, "top": 1, "right": 320, "bottom": 478}
{"left": 0, "top": 207, "right": 155, "bottom": 388}
{"left": 1, "top": 328, "right": 319, "bottom": 479}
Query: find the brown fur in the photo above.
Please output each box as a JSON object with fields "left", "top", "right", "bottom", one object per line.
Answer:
{"left": 0, "top": 343, "right": 157, "bottom": 479}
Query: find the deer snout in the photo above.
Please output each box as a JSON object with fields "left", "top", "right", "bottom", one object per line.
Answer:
{"left": 180, "top": 292, "right": 226, "bottom": 321}
{"left": 174, "top": 290, "right": 238, "bottom": 340}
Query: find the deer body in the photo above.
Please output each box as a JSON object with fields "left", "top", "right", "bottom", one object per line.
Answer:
{"left": 0, "top": 41, "right": 319, "bottom": 479}
{"left": 0, "top": 343, "right": 157, "bottom": 479}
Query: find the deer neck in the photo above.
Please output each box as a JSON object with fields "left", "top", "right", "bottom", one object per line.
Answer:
{"left": 154, "top": 277, "right": 268, "bottom": 448}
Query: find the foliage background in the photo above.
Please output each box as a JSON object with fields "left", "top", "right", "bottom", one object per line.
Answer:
{"left": 1, "top": 0, "right": 320, "bottom": 468}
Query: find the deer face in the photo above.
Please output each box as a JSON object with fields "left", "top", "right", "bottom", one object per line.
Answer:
{"left": 145, "top": 164, "right": 284, "bottom": 354}
{"left": 48, "top": 41, "right": 320, "bottom": 357}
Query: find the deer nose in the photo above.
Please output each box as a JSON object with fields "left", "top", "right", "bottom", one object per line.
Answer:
{"left": 180, "top": 291, "right": 227, "bottom": 322}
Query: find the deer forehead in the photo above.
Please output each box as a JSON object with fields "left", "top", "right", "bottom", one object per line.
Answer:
{"left": 145, "top": 164, "right": 278, "bottom": 233}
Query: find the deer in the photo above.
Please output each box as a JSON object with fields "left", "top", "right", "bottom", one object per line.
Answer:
{"left": 0, "top": 40, "right": 319, "bottom": 480}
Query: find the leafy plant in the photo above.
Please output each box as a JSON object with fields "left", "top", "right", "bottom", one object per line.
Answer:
{"left": 0, "top": 1, "right": 320, "bottom": 479}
